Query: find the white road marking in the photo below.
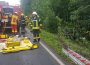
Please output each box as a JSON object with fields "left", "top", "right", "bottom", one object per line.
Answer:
{"left": 40, "top": 42, "right": 65, "bottom": 65}
{"left": 26, "top": 28, "right": 65, "bottom": 65}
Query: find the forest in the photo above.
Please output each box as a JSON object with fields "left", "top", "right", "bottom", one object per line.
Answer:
{"left": 21, "top": 0, "right": 90, "bottom": 60}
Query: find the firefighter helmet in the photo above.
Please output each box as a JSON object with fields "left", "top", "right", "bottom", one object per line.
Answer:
{"left": 32, "top": 12, "right": 37, "bottom": 15}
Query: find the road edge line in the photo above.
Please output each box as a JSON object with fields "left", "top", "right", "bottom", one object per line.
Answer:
{"left": 40, "top": 42, "right": 65, "bottom": 65}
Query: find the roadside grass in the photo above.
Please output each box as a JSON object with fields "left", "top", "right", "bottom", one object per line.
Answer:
{"left": 61, "top": 36, "right": 90, "bottom": 60}
{"left": 27, "top": 24, "right": 90, "bottom": 63}
{"left": 40, "top": 30, "right": 77, "bottom": 65}
{"left": 40, "top": 30, "right": 62, "bottom": 54}
{"left": 40, "top": 30, "right": 90, "bottom": 64}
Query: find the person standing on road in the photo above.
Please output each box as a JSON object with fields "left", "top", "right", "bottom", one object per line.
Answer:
{"left": 19, "top": 13, "right": 26, "bottom": 36}
{"left": 1, "top": 13, "right": 8, "bottom": 33}
{"left": 8, "top": 14, "right": 12, "bottom": 33}
{"left": 25, "top": 16, "right": 29, "bottom": 26}
{"left": 31, "top": 11, "right": 41, "bottom": 42}
{"left": 11, "top": 12, "right": 18, "bottom": 34}
{"left": 0, "top": 12, "right": 2, "bottom": 32}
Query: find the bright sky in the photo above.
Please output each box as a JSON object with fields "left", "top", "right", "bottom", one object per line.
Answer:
{"left": 0, "top": 0, "right": 20, "bottom": 5}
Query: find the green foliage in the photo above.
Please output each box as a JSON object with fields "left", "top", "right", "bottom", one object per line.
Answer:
{"left": 21, "top": 0, "right": 90, "bottom": 58}
{"left": 51, "top": 0, "right": 70, "bottom": 21}
{"left": 21, "top": 0, "right": 90, "bottom": 38}
{"left": 21, "top": 0, "right": 59, "bottom": 33}
{"left": 40, "top": 30, "right": 90, "bottom": 62}
{"left": 20, "top": 0, "right": 32, "bottom": 15}
{"left": 40, "top": 30, "right": 62, "bottom": 54}
{"left": 44, "top": 16, "right": 59, "bottom": 33}
{"left": 69, "top": 0, "right": 90, "bottom": 40}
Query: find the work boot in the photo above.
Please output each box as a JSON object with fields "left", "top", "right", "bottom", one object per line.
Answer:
{"left": 38, "top": 38, "right": 40, "bottom": 42}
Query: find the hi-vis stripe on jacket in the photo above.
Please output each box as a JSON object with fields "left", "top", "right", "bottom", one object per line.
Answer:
{"left": 32, "top": 20, "right": 40, "bottom": 30}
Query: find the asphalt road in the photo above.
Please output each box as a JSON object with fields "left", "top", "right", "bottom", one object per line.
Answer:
{"left": 0, "top": 29, "right": 61, "bottom": 65}
{"left": 0, "top": 45, "right": 60, "bottom": 65}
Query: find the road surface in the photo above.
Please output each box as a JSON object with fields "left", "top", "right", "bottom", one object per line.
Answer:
{"left": 0, "top": 29, "right": 64, "bottom": 65}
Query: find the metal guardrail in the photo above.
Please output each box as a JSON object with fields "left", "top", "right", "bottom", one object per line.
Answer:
{"left": 62, "top": 48, "right": 90, "bottom": 65}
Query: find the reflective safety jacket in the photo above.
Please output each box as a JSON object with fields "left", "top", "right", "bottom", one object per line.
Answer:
{"left": 32, "top": 20, "right": 40, "bottom": 30}
{"left": 11, "top": 15, "right": 18, "bottom": 25}
{"left": 25, "top": 17, "right": 29, "bottom": 24}
{"left": 19, "top": 16, "right": 26, "bottom": 27}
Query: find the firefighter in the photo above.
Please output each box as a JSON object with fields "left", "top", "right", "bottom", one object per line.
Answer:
{"left": 11, "top": 12, "right": 18, "bottom": 34}
{"left": 25, "top": 16, "right": 29, "bottom": 26}
{"left": 1, "top": 13, "right": 8, "bottom": 33}
{"left": 8, "top": 14, "right": 12, "bottom": 23}
{"left": 19, "top": 13, "right": 26, "bottom": 36}
{"left": 8, "top": 14, "right": 12, "bottom": 33}
{"left": 0, "top": 12, "right": 2, "bottom": 32}
{"left": 31, "top": 12, "right": 41, "bottom": 42}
